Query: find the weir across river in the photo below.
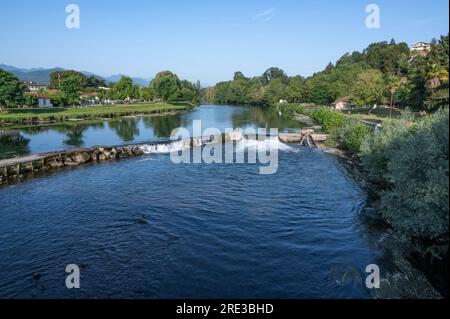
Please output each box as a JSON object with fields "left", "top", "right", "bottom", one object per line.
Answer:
{"left": 0, "top": 129, "right": 328, "bottom": 184}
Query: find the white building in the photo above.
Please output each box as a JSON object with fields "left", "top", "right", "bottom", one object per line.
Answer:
{"left": 30, "top": 92, "right": 53, "bottom": 108}
{"left": 411, "top": 42, "right": 431, "bottom": 54}
{"left": 21, "top": 81, "right": 47, "bottom": 91}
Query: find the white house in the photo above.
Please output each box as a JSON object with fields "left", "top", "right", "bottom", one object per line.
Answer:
{"left": 30, "top": 92, "right": 53, "bottom": 108}
{"left": 21, "top": 81, "right": 47, "bottom": 91}
{"left": 411, "top": 42, "right": 431, "bottom": 54}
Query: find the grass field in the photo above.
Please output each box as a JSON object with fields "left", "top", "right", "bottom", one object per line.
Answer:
{"left": 341, "top": 107, "right": 406, "bottom": 123}
{"left": 0, "top": 103, "right": 191, "bottom": 125}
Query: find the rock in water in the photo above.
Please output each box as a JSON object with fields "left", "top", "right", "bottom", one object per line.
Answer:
{"left": 73, "top": 152, "right": 91, "bottom": 164}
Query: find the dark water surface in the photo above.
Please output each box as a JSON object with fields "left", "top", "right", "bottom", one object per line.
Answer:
{"left": 0, "top": 105, "right": 382, "bottom": 298}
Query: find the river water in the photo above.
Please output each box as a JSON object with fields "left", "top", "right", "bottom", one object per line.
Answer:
{"left": 0, "top": 105, "right": 383, "bottom": 298}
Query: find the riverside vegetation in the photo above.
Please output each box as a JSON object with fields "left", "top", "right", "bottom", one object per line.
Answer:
{"left": 0, "top": 69, "right": 201, "bottom": 125}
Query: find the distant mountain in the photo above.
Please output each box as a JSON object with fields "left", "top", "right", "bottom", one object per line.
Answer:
{"left": 0, "top": 64, "right": 151, "bottom": 87}
{"left": 104, "top": 74, "right": 151, "bottom": 87}
{"left": 5, "top": 67, "right": 65, "bottom": 85}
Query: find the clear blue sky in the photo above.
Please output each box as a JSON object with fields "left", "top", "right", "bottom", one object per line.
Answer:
{"left": 0, "top": 0, "right": 448, "bottom": 85}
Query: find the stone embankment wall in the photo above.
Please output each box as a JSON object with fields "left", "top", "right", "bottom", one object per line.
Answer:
{"left": 0, "top": 144, "right": 146, "bottom": 184}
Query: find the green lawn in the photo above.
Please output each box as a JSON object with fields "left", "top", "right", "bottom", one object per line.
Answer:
{"left": 341, "top": 107, "right": 405, "bottom": 123}
{"left": 0, "top": 103, "right": 191, "bottom": 125}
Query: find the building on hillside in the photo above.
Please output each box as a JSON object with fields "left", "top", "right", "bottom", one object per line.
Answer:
{"left": 411, "top": 42, "right": 431, "bottom": 55}
{"left": 332, "top": 96, "right": 351, "bottom": 110}
{"left": 20, "top": 81, "right": 47, "bottom": 91}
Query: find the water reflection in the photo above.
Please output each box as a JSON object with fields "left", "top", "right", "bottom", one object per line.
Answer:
{"left": 142, "top": 114, "right": 182, "bottom": 138}
{"left": 232, "top": 107, "right": 303, "bottom": 131}
{"left": 108, "top": 118, "right": 140, "bottom": 142}
{"left": 0, "top": 130, "right": 30, "bottom": 159}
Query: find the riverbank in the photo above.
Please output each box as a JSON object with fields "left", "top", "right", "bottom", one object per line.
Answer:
{"left": 0, "top": 103, "right": 192, "bottom": 126}
{"left": 291, "top": 109, "right": 447, "bottom": 299}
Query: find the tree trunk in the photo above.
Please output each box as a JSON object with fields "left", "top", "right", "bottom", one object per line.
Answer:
{"left": 390, "top": 92, "right": 394, "bottom": 118}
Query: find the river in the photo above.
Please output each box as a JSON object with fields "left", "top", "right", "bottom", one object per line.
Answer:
{"left": 0, "top": 105, "right": 383, "bottom": 298}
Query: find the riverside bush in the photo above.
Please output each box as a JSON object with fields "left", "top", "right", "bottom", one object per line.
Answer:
{"left": 332, "top": 118, "right": 371, "bottom": 153}
{"left": 360, "top": 109, "right": 449, "bottom": 257}
{"left": 380, "top": 109, "right": 449, "bottom": 257}
{"left": 311, "top": 108, "right": 345, "bottom": 133}
{"left": 359, "top": 116, "right": 413, "bottom": 185}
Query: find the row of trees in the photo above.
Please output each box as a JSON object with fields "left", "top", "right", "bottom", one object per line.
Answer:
{"left": 211, "top": 35, "right": 449, "bottom": 111}
{"left": 0, "top": 69, "right": 202, "bottom": 109}
{"left": 99, "top": 71, "right": 202, "bottom": 104}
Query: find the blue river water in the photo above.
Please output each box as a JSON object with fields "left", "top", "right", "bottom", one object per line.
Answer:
{"left": 0, "top": 105, "right": 382, "bottom": 298}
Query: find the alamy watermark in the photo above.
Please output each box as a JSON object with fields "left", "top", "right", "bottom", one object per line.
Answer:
{"left": 366, "top": 4, "right": 380, "bottom": 29}
{"left": 168, "top": 121, "right": 280, "bottom": 175}
{"left": 65, "top": 4, "right": 80, "bottom": 29}
{"left": 331, "top": 264, "right": 381, "bottom": 289}
{"left": 65, "top": 264, "right": 80, "bottom": 289}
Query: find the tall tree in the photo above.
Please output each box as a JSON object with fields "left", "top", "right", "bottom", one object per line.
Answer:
{"left": 61, "top": 76, "right": 82, "bottom": 106}
{"left": 0, "top": 69, "right": 25, "bottom": 110}
{"left": 352, "top": 69, "right": 384, "bottom": 107}
{"left": 151, "top": 71, "right": 180, "bottom": 102}
{"left": 386, "top": 75, "right": 407, "bottom": 117}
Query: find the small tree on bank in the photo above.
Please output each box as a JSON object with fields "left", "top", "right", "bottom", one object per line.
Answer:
{"left": 0, "top": 69, "right": 24, "bottom": 111}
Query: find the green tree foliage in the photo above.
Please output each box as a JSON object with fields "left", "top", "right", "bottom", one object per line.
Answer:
{"left": 286, "top": 76, "right": 306, "bottom": 103}
{"left": 311, "top": 108, "right": 345, "bottom": 133}
{"left": 408, "top": 35, "right": 449, "bottom": 110}
{"left": 151, "top": 71, "right": 180, "bottom": 102}
{"left": 210, "top": 35, "right": 448, "bottom": 111}
{"left": 351, "top": 69, "right": 385, "bottom": 107}
{"left": 49, "top": 70, "right": 87, "bottom": 89}
{"left": 85, "top": 76, "right": 106, "bottom": 91}
{"left": 359, "top": 114, "right": 414, "bottom": 185}
{"left": 330, "top": 118, "right": 371, "bottom": 152}
{"left": 0, "top": 69, "right": 24, "bottom": 109}
{"left": 141, "top": 87, "right": 155, "bottom": 102}
{"left": 262, "top": 67, "right": 289, "bottom": 85}
{"left": 110, "top": 76, "right": 138, "bottom": 100}
{"left": 363, "top": 40, "right": 410, "bottom": 75}
{"left": 386, "top": 75, "right": 407, "bottom": 116}
{"left": 60, "top": 76, "right": 82, "bottom": 106}
{"left": 23, "top": 93, "right": 38, "bottom": 107}
{"left": 379, "top": 110, "right": 448, "bottom": 256}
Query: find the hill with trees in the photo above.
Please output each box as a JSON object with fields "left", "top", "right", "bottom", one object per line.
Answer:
{"left": 210, "top": 35, "right": 449, "bottom": 111}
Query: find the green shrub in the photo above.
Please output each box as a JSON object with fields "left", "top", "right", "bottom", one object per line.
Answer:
{"left": 332, "top": 118, "right": 371, "bottom": 153}
{"left": 359, "top": 116, "right": 413, "bottom": 185}
{"left": 379, "top": 109, "right": 449, "bottom": 257}
{"left": 311, "top": 108, "right": 345, "bottom": 133}
{"left": 279, "top": 103, "right": 313, "bottom": 116}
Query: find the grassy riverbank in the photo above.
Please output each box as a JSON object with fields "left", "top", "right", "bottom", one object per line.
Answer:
{"left": 0, "top": 103, "right": 192, "bottom": 126}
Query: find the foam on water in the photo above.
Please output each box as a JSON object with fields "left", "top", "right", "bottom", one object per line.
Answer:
{"left": 139, "top": 140, "right": 184, "bottom": 154}
{"left": 139, "top": 137, "right": 295, "bottom": 156}
{"left": 236, "top": 136, "right": 295, "bottom": 153}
